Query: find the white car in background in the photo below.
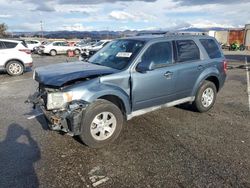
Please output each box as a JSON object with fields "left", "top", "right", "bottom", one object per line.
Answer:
{"left": 79, "top": 40, "right": 112, "bottom": 61}
{"left": 82, "top": 40, "right": 111, "bottom": 52}
{"left": 40, "top": 41, "right": 81, "bottom": 56}
{"left": 25, "top": 40, "right": 41, "bottom": 51}
{"left": 0, "top": 39, "right": 33, "bottom": 76}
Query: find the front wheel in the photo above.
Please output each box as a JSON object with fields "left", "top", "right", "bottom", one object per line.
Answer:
{"left": 79, "top": 99, "right": 123, "bottom": 148}
{"left": 193, "top": 81, "right": 217, "bottom": 112}
{"left": 6, "top": 61, "right": 24, "bottom": 76}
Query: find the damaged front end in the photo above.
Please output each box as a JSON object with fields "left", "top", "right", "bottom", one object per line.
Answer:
{"left": 26, "top": 85, "right": 89, "bottom": 136}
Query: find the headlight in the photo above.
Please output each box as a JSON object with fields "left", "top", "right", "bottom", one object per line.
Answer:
{"left": 47, "top": 92, "right": 73, "bottom": 110}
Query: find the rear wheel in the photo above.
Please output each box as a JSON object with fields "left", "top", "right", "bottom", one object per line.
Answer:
{"left": 50, "top": 50, "right": 57, "bottom": 56}
{"left": 193, "top": 81, "right": 217, "bottom": 112}
{"left": 79, "top": 99, "right": 123, "bottom": 148}
{"left": 74, "top": 49, "right": 80, "bottom": 55}
{"left": 6, "top": 61, "right": 24, "bottom": 76}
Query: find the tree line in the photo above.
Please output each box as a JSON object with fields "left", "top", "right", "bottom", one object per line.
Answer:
{"left": 0, "top": 23, "right": 8, "bottom": 37}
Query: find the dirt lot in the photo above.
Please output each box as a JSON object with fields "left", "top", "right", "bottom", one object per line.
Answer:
{"left": 0, "top": 54, "right": 250, "bottom": 188}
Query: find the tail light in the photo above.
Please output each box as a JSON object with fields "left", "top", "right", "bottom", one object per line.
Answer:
{"left": 223, "top": 60, "right": 227, "bottom": 73}
{"left": 19, "top": 49, "right": 31, "bottom": 54}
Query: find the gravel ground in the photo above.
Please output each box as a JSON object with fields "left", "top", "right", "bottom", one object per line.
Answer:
{"left": 0, "top": 54, "right": 249, "bottom": 188}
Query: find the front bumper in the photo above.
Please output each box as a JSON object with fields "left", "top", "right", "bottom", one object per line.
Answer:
{"left": 26, "top": 92, "right": 88, "bottom": 136}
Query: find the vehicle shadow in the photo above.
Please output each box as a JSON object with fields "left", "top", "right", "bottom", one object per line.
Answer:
{"left": 0, "top": 123, "right": 41, "bottom": 188}
{"left": 35, "top": 115, "right": 50, "bottom": 131}
{"left": 175, "top": 103, "right": 197, "bottom": 112}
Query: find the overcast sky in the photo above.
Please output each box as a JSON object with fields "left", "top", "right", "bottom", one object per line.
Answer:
{"left": 0, "top": 0, "right": 249, "bottom": 32}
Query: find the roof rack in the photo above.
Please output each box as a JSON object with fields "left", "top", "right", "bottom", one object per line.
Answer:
{"left": 165, "top": 32, "right": 207, "bottom": 36}
{"left": 136, "top": 31, "right": 168, "bottom": 36}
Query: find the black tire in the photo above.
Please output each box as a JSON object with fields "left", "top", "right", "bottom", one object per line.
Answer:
{"left": 6, "top": 60, "right": 24, "bottom": 76}
{"left": 50, "top": 50, "right": 57, "bottom": 56}
{"left": 193, "top": 81, "right": 217, "bottom": 113}
{"left": 79, "top": 99, "right": 123, "bottom": 148}
{"left": 74, "top": 49, "right": 80, "bottom": 55}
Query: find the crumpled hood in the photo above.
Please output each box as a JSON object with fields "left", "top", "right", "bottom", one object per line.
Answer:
{"left": 34, "top": 61, "right": 118, "bottom": 87}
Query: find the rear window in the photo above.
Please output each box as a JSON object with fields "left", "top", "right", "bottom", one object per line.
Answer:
{"left": 3, "top": 41, "right": 18, "bottom": 49}
{"left": 176, "top": 40, "right": 200, "bottom": 62}
{"left": 200, "top": 39, "right": 222, "bottom": 59}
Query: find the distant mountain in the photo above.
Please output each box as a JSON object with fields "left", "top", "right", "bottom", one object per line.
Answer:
{"left": 176, "top": 26, "right": 230, "bottom": 32}
{"left": 11, "top": 27, "right": 232, "bottom": 39}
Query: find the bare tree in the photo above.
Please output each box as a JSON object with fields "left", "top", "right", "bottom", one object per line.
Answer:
{"left": 0, "top": 23, "right": 8, "bottom": 37}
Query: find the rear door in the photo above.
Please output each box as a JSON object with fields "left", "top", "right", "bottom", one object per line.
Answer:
{"left": 0, "top": 41, "right": 18, "bottom": 67}
{"left": 52, "top": 42, "right": 63, "bottom": 54}
{"left": 0, "top": 42, "right": 5, "bottom": 67}
{"left": 132, "top": 41, "right": 179, "bottom": 111}
{"left": 173, "top": 39, "right": 205, "bottom": 98}
{"left": 61, "top": 42, "right": 70, "bottom": 53}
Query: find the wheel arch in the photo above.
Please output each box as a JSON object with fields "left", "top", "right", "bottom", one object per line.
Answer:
{"left": 50, "top": 49, "right": 57, "bottom": 53}
{"left": 205, "top": 76, "right": 220, "bottom": 92}
{"left": 98, "top": 95, "right": 127, "bottom": 117}
{"left": 5, "top": 59, "right": 24, "bottom": 68}
{"left": 192, "top": 68, "right": 220, "bottom": 96}
{"left": 87, "top": 89, "right": 131, "bottom": 115}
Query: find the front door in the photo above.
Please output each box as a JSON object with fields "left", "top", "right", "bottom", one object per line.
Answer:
{"left": 131, "top": 41, "right": 178, "bottom": 111}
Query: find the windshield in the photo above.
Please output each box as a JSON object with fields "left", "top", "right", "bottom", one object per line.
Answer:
{"left": 88, "top": 39, "right": 145, "bottom": 70}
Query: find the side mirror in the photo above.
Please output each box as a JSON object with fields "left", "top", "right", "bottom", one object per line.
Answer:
{"left": 136, "top": 61, "right": 155, "bottom": 73}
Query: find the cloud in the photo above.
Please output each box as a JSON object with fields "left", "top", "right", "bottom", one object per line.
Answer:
{"left": 109, "top": 11, "right": 135, "bottom": 20}
{"left": 0, "top": 14, "right": 12, "bottom": 18}
{"left": 109, "top": 10, "right": 156, "bottom": 22}
{"left": 2, "top": 0, "right": 250, "bottom": 32}
{"left": 55, "top": 5, "right": 99, "bottom": 15}
{"left": 176, "top": 0, "right": 250, "bottom": 5}
{"left": 60, "top": 23, "right": 94, "bottom": 31}
{"left": 9, "top": 22, "right": 41, "bottom": 31}
{"left": 58, "top": 0, "right": 157, "bottom": 4}
{"left": 34, "top": 3, "right": 55, "bottom": 12}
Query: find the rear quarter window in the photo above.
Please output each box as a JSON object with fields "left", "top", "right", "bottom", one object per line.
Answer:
{"left": 21, "top": 41, "right": 28, "bottom": 48}
{"left": 3, "top": 41, "right": 18, "bottom": 49}
{"left": 176, "top": 40, "right": 200, "bottom": 62}
{"left": 200, "top": 39, "right": 222, "bottom": 59}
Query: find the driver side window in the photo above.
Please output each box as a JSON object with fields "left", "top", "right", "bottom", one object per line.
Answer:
{"left": 141, "top": 41, "right": 173, "bottom": 69}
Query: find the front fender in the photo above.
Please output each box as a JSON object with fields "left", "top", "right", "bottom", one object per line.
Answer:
{"left": 66, "top": 81, "right": 131, "bottom": 114}
{"left": 191, "top": 67, "right": 220, "bottom": 96}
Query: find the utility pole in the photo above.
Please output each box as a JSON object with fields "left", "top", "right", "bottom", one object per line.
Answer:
{"left": 40, "top": 20, "right": 44, "bottom": 39}
{"left": 245, "top": 56, "right": 250, "bottom": 111}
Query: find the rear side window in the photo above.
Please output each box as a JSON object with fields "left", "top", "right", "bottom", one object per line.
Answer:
{"left": 176, "top": 40, "right": 200, "bottom": 62}
{"left": 0, "top": 42, "right": 4, "bottom": 49}
{"left": 141, "top": 42, "right": 173, "bottom": 68}
{"left": 61, "top": 42, "right": 69, "bottom": 46}
{"left": 200, "top": 39, "right": 222, "bottom": 59}
{"left": 3, "top": 41, "right": 17, "bottom": 49}
{"left": 53, "top": 42, "right": 60, "bottom": 46}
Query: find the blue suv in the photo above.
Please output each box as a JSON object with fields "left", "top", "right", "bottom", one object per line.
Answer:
{"left": 29, "top": 34, "right": 227, "bottom": 148}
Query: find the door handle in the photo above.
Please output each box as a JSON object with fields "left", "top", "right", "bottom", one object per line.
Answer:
{"left": 164, "top": 71, "right": 173, "bottom": 79}
{"left": 197, "top": 65, "right": 204, "bottom": 70}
